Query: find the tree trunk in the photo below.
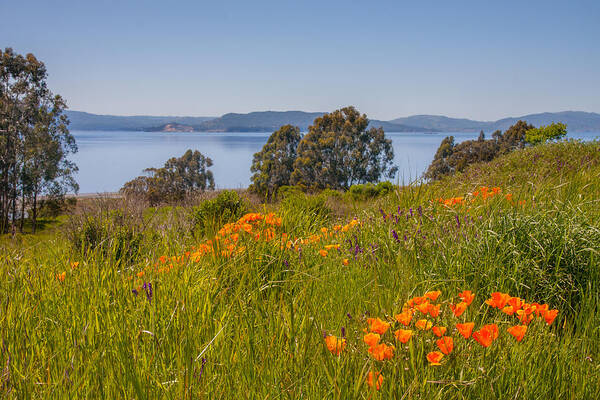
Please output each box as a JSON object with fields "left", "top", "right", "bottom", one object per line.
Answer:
{"left": 32, "top": 192, "right": 37, "bottom": 234}
{"left": 19, "top": 188, "right": 25, "bottom": 232}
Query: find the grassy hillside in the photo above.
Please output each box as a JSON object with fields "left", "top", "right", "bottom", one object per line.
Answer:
{"left": 1, "top": 140, "right": 599, "bottom": 398}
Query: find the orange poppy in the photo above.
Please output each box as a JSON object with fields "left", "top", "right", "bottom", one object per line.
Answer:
{"left": 363, "top": 332, "right": 381, "bottom": 347}
{"left": 472, "top": 324, "right": 499, "bottom": 347}
{"left": 507, "top": 297, "right": 525, "bottom": 311}
{"left": 57, "top": 271, "right": 66, "bottom": 282}
{"left": 415, "top": 301, "right": 430, "bottom": 314}
{"left": 427, "top": 351, "right": 444, "bottom": 365}
{"left": 368, "top": 343, "right": 395, "bottom": 361}
{"left": 507, "top": 325, "right": 527, "bottom": 342}
{"left": 542, "top": 309, "right": 559, "bottom": 325}
{"left": 424, "top": 290, "right": 442, "bottom": 301}
{"left": 367, "top": 371, "right": 383, "bottom": 390}
{"left": 485, "top": 292, "right": 510, "bottom": 308}
{"left": 394, "top": 311, "right": 413, "bottom": 326}
{"left": 456, "top": 322, "right": 475, "bottom": 338}
{"left": 325, "top": 335, "right": 346, "bottom": 355}
{"left": 436, "top": 336, "right": 454, "bottom": 355}
{"left": 415, "top": 319, "right": 433, "bottom": 330}
{"left": 432, "top": 326, "right": 447, "bottom": 337}
{"left": 319, "top": 249, "right": 328, "bottom": 257}
{"left": 449, "top": 302, "right": 468, "bottom": 317}
{"left": 367, "top": 318, "right": 390, "bottom": 335}
{"left": 531, "top": 303, "right": 549, "bottom": 317}
{"left": 458, "top": 290, "right": 475, "bottom": 305}
{"left": 409, "top": 296, "right": 428, "bottom": 307}
{"left": 516, "top": 309, "right": 533, "bottom": 325}
{"left": 342, "top": 258, "right": 349, "bottom": 266}
{"left": 394, "top": 329, "right": 413, "bottom": 343}
{"left": 427, "top": 303, "right": 441, "bottom": 318}
{"left": 501, "top": 306, "right": 515, "bottom": 315}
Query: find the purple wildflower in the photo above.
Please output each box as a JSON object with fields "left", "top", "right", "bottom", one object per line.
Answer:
{"left": 131, "top": 289, "right": 138, "bottom": 296}
{"left": 197, "top": 357, "right": 207, "bottom": 381}
{"left": 341, "top": 327, "right": 346, "bottom": 338}
{"left": 142, "top": 282, "right": 153, "bottom": 302}
{"left": 346, "top": 312, "right": 352, "bottom": 320}
{"left": 379, "top": 208, "right": 387, "bottom": 220}
{"left": 455, "top": 215, "right": 461, "bottom": 228}
{"left": 392, "top": 229, "right": 400, "bottom": 242}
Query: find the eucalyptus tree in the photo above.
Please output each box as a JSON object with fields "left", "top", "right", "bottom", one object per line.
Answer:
{"left": 0, "top": 48, "right": 77, "bottom": 232}
{"left": 291, "top": 106, "right": 397, "bottom": 191}
{"left": 249, "top": 124, "right": 301, "bottom": 199}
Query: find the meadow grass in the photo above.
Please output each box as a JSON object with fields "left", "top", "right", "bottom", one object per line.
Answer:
{"left": 1, "top": 140, "right": 599, "bottom": 399}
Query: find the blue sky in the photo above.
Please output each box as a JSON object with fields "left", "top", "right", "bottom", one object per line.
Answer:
{"left": 2, "top": 0, "right": 599, "bottom": 120}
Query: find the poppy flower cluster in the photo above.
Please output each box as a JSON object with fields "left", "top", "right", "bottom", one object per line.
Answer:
{"left": 485, "top": 291, "right": 559, "bottom": 326}
{"left": 130, "top": 213, "right": 361, "bottom": 293}
{"left": 323, "top": 288, "right": 559, "bottom": 391}
{"left": 435, "top": 186, "right": 518, "bottom": 208}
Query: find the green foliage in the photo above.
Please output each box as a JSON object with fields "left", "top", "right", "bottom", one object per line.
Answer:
{"left": 348, "top": 181, "right": 395, "bottom": 200}
{"left": 425, "top": 121, "right": 536, "bottom": 181}
{"left": 249, "top": 124, "right": 301, "bottom": 198}
{"left": 37, "top": 197, "right": 77, "bottom": 218}
{"left": 2, "top": 141, "right": 600, "bottom": 398}
{"left": 291, "top": 106, "right": 397, "bottom": 190}
{"left": 526, "top": 122, "right": 568, "bottom": 145}
{"left": 0, "top": 48, "right": 78, "bottom": 233}
{"left": 191, "top": 190, "right": 248, "bottom": 235}
{"left": 120, "top": 149, "right": 215, "bottom": 205}
{"left": 497, "top": 120, "right": 534, "bottom": 153}
{"left": 280, "top": 191, "right": 333, "bottom": 233}
{"left": 65, "top": 209, "right": 144, "bottom": 265}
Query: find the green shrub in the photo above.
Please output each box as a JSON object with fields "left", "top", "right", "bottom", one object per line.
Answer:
{"left": 66, "top": 209, "right": 144, "bottom": 265}
{"left": 37, "top": 197, "right": 77, "bottom": 218}
{"left": 279, "top": 191, "right": 333, "bottom": 234}
{"left": 192, "top": 190, "right": 248, "bottom": 235}
{"left": 348, "top": 181, "right": 395, "bottom": 200}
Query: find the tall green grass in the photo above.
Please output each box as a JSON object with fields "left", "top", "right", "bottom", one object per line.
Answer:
{"left": 0, "top": 140, "right": 599, "bottom": 398}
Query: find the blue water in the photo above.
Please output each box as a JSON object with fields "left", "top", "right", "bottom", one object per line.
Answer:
{"left": 70, "top": 131, "right": 600, "bottom": 193}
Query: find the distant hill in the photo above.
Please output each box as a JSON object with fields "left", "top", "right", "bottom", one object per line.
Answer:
{"left": 65, "top": 111, "right": 215, "bottom": 131}
{"left": 391, "top": 115, "right": 491, "bottom": 132}
{"left": 193, "top": 111, "right": 324, "bottom": 132}
{"left": 392, "top": 111, "right": 600, "bottom": 132}
{"left": 67, "top": 110, "right": 600, "bottom": 133}
{"left": 188, "top": 111, "right": 426, "bottom": 132}
{"left": 491, "top": 112, "right": 600, "bottom": 132}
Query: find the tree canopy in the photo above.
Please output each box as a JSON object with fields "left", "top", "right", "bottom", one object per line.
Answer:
{"left": 120, "top": 149, "right": 214, "bottom": 205}
{"left": 425, "top": 120, "right": 545, "bottom": 181}
{"left": 0, "top": 48, "right": 77, "bottom": 233}
{"left": 290, "top": 107, "right": 397, "bottom": 191}
{"left": 249, "top": 124, "right": 301, "bottom": 198}
{"left": 525, "top": 122, "right": 567, "bottom": 145}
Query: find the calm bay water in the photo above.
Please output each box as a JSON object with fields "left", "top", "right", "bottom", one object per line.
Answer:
{"left": 71, "top": 131, "right": 600, "bottom": 194}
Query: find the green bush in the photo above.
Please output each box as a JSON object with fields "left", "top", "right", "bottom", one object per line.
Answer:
{"left": 347, "top": 181, "right": 395, "bottom": 200}
{"left": 279, "top": 191, "right": 333, "bottom": 234}
{"left": 66, "top": 209, "right": 144, "bottom": 265}
{"left": 37, "top": 197, "right": 77, "bottom": 218}
{"left": 192, "top": 190, "right": 248, "bottom": 235}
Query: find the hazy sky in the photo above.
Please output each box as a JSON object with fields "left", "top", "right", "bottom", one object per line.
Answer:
{"left": 2, "top": 0, "right": 599, "bottom": 121}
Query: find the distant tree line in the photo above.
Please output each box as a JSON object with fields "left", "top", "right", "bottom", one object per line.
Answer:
{"left": 0, "top": 48, "right": 78, "bottom": 233}
{"left": 425, "top": 121, "right": 566, "bottom": 180}
{"left": 123, "top": 106, "right": 398, "bottom": 204}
